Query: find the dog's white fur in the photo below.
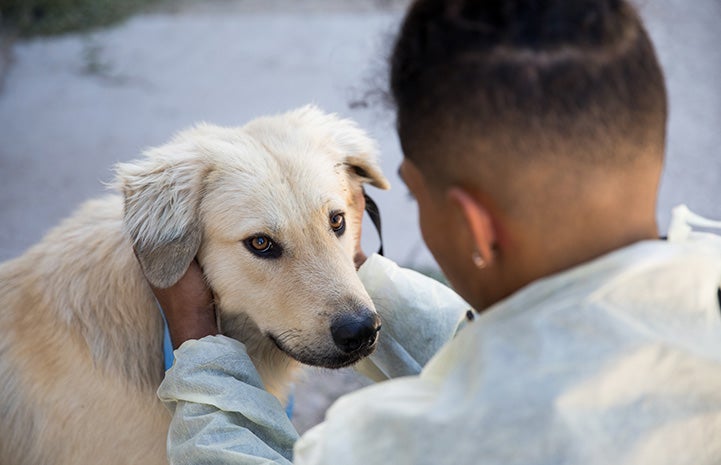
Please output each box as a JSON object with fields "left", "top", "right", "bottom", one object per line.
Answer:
{"left": 0, "top": 106, "right": 389, "bottom": 465}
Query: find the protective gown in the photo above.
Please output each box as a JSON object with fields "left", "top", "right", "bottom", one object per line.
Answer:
{"left": 158, "top": 206, "right": 721, "bottom": 465}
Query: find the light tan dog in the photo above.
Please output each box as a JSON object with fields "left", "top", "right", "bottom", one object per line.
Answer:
{"left": 0, "top": 106, "right": 390, "bottom": 465}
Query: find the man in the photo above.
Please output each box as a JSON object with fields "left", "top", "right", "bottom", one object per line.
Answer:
{"left": 153, "top": 0, "right": 721, "bottom": 463}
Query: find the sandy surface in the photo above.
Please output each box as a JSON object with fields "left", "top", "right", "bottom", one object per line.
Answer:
{"left": 1, "top": 0, "right": 719, "bottom": 434}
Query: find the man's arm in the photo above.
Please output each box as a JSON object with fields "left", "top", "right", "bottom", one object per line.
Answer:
{"left": 155, "top": 254, "right": 468, "bottom": 464}
{"left": 151, "top": 185, "right": 469, "bottom": 463}
{"left": 354, "top": 253, "right": 470, "bottom": 381}
{"left": 157, "top": 336, "right": 298, "bottom": 465}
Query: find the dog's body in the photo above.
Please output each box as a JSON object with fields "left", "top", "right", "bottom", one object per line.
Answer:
{"left": 0, "top": 107, "right": 389, "bottom": 465}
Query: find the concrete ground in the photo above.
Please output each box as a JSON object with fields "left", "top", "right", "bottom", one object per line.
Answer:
{"left": 1, "top": 0, "right": 720, "bottom": 434}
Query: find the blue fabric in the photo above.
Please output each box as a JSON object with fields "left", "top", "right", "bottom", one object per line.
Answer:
{"left": 285, "top": 387, "right": 295, "bottom": 419}
{"left": 163, "top": 316, "right": 174, "bottom": 371}
{"left": 154, "top": 297, "right": 174, "bottom": 371}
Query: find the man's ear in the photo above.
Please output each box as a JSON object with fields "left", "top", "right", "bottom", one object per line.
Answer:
{"left": 447, "top": 187, "right": 497, "bottom": 266}
{"left": 114, "top": 144, "right": 210, "bottom": 289}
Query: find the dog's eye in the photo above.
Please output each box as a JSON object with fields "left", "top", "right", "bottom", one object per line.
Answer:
{"left": 244, "top": 235, "right": 282, "bottom": 259}
{"left": 250, "top": 236, "right": 271, "bottom": 251}
{"left": 330, "top": 212, "right": 345, "bottom": 236}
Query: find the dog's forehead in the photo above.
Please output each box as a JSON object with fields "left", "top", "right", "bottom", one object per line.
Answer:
{"left": 199, "top": 128, "right": 353, "bottom": 238}
{"left": 213, "top": 134, "right": 347, "bottom": 196}
{"left": 223, "top": 156, "right": 347, "bottom": 209}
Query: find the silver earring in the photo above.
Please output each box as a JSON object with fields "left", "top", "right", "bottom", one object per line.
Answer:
{"left": 472, "top": 250, "right": 487, "bottom": 269}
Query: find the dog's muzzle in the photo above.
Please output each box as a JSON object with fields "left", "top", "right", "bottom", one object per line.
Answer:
{"left": 330, "top": 311, "right": 381, "bottom": 354}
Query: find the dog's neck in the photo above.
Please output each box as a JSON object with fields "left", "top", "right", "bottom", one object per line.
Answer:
{"left": 220, "top": 312, "right": 301, "bottom": 402}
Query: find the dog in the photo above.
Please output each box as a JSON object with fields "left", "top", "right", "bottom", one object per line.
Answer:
{"left": 0, "top": 106, "right": 390, "bottom": 465}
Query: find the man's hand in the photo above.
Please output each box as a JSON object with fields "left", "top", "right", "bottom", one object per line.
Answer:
{"left": 148, "top": 260, "right": 218, "bottom": 349}
{"left": 349, "top": 186, "right": 368, "bottom": 270}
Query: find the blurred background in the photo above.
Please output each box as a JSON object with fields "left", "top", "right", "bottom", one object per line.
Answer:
{"left": 1, "top": 0, "right": 719, "bottom": 433}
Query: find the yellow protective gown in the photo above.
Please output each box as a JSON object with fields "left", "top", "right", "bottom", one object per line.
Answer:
{"left": 159, "top": 206, "right": 721, "bottom": 465}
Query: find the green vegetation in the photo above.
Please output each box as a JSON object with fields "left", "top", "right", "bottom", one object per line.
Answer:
{"left": 0, "top": 0, "right": 162, "bottom": 36}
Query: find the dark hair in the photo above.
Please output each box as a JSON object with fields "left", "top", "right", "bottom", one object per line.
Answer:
{"left": 390, "top": 0, "right": 667, "bottom": 190}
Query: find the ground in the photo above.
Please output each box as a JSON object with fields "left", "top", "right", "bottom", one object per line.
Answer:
{"left": 0, "top": 0, "right": 719, "bottom": 434}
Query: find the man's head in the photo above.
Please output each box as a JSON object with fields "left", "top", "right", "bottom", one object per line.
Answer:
{"left": 391, "top": 0, "right": 668, "bottom": 308}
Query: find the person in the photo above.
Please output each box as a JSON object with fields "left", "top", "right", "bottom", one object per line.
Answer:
{"left": 150, "top": 0, "right": 721, "bottom": 463}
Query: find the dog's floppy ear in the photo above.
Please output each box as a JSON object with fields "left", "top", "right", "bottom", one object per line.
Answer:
{"left": 304, "top": 106, "right": 392, "bottom": 190}
{"left": 345, "top": 153, "right": 390, "bottom": 190}
{"left": 329, "top": 113, "right": 390, "bottom": 190}
{"left": 287, "top": 106, "right": 390, "bottom": 190}
{"left": 114, "top": 143, "right": 210, "bottom": 289}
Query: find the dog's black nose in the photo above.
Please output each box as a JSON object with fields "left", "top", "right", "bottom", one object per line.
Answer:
{"left": 331, "top": 311, "right": 381, "bottom": 354}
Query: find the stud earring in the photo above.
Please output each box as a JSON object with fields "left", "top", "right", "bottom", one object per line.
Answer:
{"left": 471, "top": 250, "right": 487, "bottom": 269}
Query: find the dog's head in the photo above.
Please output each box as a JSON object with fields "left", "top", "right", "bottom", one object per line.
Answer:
{"left": 115, "top": 106, "right": 390, "bottom": 368}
